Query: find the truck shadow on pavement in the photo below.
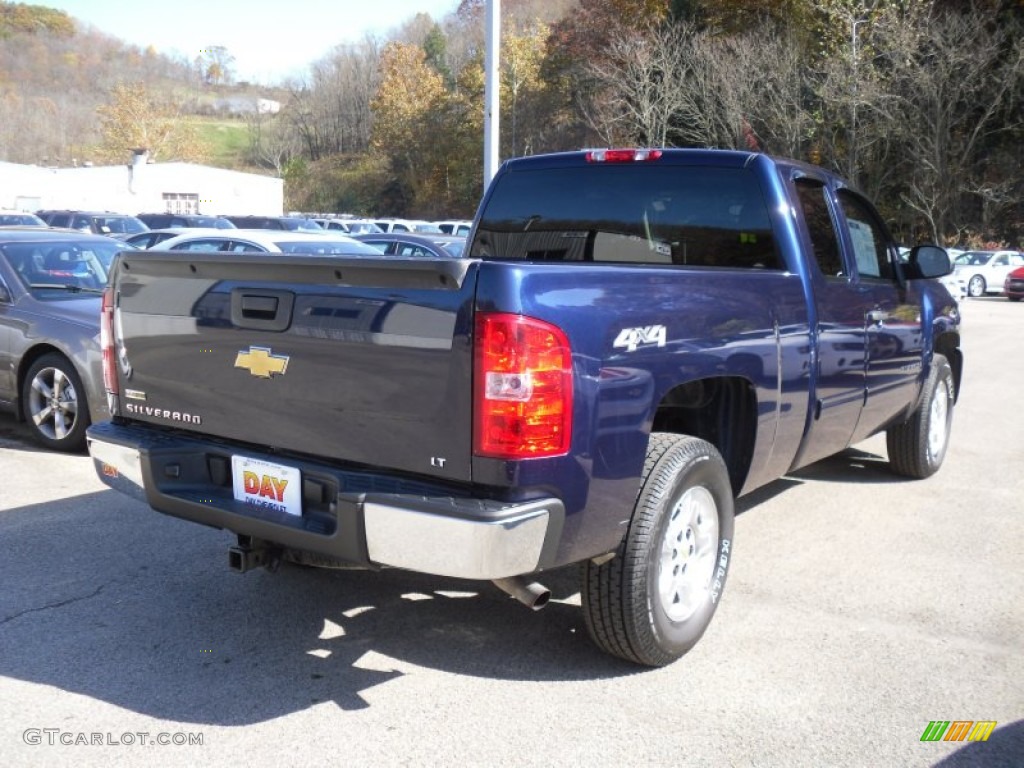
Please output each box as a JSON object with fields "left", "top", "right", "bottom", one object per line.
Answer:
{"left": 0, "top": 490, "right": 638, "bottom": 724}
{"left": 736, "top": 445, "right": 902, "bottom": 514}
{"left": 789, "top": 446, "right": 905, "bottom": 485}
{"left": 931, "top": 719, "right": 1024, "bottom": 768}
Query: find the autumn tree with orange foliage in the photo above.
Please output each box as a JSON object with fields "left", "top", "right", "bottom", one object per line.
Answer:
{"left": 95, "top": 82, "right": 208, "bottom": 164}
{"left": 370, "top": 42, "right": 454, "bottom": 214}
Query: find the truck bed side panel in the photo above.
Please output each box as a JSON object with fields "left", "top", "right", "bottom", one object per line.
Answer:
{"left": 471, "top": 261, "right": 812, "bottom": 565}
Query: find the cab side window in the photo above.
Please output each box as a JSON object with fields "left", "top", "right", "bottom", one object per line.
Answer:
{"left": 794, "top": 179, "right": 845, "bottom": 278}
{"left": 836, "top": 190, "right": 895, "bottom": 280}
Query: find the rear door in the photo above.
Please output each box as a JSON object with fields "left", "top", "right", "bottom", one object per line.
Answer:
{"left": 790, "top": 177, "right": 867, "bottom": 467}
{"left": 790, "top": 178, "right": 923, "bottom": 462}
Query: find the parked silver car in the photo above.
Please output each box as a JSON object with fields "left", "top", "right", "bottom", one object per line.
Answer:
{"left": 0, "top": 229, "right": 119, "bottom": 450}
{"left": 154, "top": 228, "right": 381, "bottom": 255}
{"left": 354, "top": 232, "right": 467, "bottom": 258}
{"left": 955, "top": 250, "right": 1024, "bottom": 297}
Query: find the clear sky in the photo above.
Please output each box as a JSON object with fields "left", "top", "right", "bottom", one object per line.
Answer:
{"left": 41, "top": 0, "right": 461, "bottom": 84}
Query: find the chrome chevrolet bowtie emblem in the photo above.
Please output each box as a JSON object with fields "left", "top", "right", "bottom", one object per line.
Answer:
{"left": 235, "top": 346, "right": 289, "bottom": 378}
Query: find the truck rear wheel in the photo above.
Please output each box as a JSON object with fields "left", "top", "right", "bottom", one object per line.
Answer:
{"left": 886, "top": 353, "right": 954, "bottom": 479}
{"left": 581, "top": 434, "right": 734, "bottom": 666}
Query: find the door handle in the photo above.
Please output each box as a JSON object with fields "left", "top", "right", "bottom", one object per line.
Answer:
{"left": 240, "top": 294, "right": 279, "bottom": 319}
{"left": 230, "top": 288, "right": 294, "bottom": 331}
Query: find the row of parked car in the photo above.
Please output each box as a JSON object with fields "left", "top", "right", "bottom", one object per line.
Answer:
{"left": 6, "top": 208, "right": 474, "bottom": 238}
{"left": 2, "top": 208, "right": 473, "bottom": 260}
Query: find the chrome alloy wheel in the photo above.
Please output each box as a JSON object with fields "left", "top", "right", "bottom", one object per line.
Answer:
{"left": 928, "top": 377, "right": 951, "bottom": 462}
{"left": 658, "top": 486, "right": 720, "bottom": 623}
{"left": 967, "top": 275, "right": 985, "bottom": 297}
{"left": 28, "top": 365, "right": 79, "bottom": 441}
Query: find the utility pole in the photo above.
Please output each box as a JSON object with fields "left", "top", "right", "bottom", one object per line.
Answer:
{"left": 850, "top": 17, "right": 868, "bottom": 185}
{"left": 484, "top": 0, "right": 501, "bottom": 190}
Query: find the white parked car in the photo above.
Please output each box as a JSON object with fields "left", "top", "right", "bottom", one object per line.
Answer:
{"left": 372, "top": 218, "right": 443, "bottom": 234}
{"left": 435, "top": 219, "right": 473, "bottom": 236}
{"left": 310, "top": 218, "right": 385, "bottom": 234}
{"left": 310, "top": 218, "right": 350, "bottom": 232}
{"left": 154, "top": 229, "right": 382, "bottom": 256}
{"left": 955, "top": 250, "right": 1024, "bottom": 297}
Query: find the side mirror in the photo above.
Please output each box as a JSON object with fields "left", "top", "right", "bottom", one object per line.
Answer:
{"left": 0, "top": 281, "right": 10, "bottom": 303}
{"left": 905, "top": 244, "right": 951, "bottom": 279}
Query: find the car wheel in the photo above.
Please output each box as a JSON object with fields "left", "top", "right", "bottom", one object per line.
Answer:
{"left": 967, "top": 275, "right": 986, "bottom": 297}
{"left": 886, "top": 354, "right": 954, "bottom": 479}
{"left": 581, "top": 434, "right": 734, "bottom": 666}
{"left": 20, "top": 353, "right": 90, "bottom": 452}
{"left": 1008, "top": 296, "right": 1021, "bottom": 302}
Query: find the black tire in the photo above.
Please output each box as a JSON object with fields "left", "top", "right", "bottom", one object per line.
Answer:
{"left": 581, "top": 434, "right": 735, "bottom": 667}
{"left": 886, "top": 353, "right": 954, "bottom": 479}
{"left": 20, "top": 353, "right": 90, "bottom": 452}
{"left": 967, "top": 275, "right": 986, "bottom": 297}
{"left": 1008, "top": 296, "right": 1021, "bottom": 302}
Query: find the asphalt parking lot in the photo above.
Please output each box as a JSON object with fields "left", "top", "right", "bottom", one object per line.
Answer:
{"left": 1, "top": 298, "right": 1021, "bottom": 768}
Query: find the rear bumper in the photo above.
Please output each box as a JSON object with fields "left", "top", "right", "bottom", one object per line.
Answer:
{"left": 86, "top": 421, "right": 564, "bottom": 580}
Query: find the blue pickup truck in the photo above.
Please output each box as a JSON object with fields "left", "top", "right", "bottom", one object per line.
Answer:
{"left": 87, "top": 149, "right": 961, "bottom": 666}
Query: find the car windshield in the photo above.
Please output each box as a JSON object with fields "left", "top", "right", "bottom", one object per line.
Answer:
{"left": 0, "top": 213, "right": 45, "bottom": 226}
{"left": 274, "top": 240, "right": 382, "bottom": 255}
{"left": 347, "top": 222, "right": 384, "bottom": 234}
{"left": 1, "top": 240, "right": 114, "bottom": 292}
{"left": 440, "top": 240, "right": 466, "bottom": 257}
{"left": 197, "top": 216, "right": 235, "bottom": 229}
{"left": 281, "top": 218, "right": 324, "bottom": 232}
{"left": 93, "top": 216, "right": 148, "bottom": 235}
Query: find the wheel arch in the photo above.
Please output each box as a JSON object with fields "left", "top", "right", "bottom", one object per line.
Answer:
{"left": 651, "top": 376, "right": 758, "bottom": 496}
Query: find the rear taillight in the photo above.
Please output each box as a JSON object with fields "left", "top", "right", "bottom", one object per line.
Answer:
{"left": 585, "top": 148, "right": 663, "bottom": 163}
{"left": 473, "top": 313, "right": 573, "bottom": 459}
{"left": 100, "top": 285, "right": 118, "bottom": 396}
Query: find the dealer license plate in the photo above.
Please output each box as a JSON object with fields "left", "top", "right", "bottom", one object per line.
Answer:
{"left": 231, "top": 455, "right": 302, "bottom": 517}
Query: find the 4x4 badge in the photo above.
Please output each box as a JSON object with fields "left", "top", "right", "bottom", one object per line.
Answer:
{"left": 235, "top": 346, "right": 289, "bottom": 378}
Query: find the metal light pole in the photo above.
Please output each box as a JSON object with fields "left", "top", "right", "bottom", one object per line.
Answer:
{"left": 483, "top": 0, "right": 501, "bottom": 190}
{"left": 850, "top": 17, "right": 868, "bottom": 185}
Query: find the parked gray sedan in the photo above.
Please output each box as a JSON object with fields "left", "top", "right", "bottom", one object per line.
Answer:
{"left": 0, "top": 229, "right": 121, "bottom": 451}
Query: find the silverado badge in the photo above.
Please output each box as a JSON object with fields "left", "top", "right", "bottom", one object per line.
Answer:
{"left": 235, "top": 346, "right": 289, "bottom": 378}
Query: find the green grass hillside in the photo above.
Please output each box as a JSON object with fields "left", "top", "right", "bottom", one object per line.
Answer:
{"left": 194, "top": 118, "right": 251, "bottom": 169}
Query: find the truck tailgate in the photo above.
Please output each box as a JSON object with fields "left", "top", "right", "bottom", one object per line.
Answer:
{"left": 111, "top": 251, "right": 477, "bottom": 483}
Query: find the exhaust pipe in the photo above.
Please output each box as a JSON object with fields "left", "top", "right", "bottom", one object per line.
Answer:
{"left": 493, "top": 577, "right": 551, "bottom": 610}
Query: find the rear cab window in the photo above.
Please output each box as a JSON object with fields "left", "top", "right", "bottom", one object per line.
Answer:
{"left": 471, "top": 164, "right": 782, "bottom": 270}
